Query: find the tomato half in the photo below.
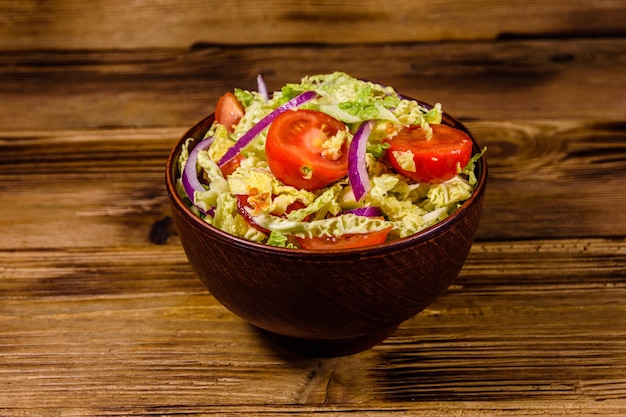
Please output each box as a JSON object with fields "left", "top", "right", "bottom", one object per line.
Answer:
{"left": 265, "top": 109, "right": 349, "bottom": 191}
{"left": 296, "top": 227, "right": 392, "bottom": 250}
{"left": 385, "top": 124, "right": 473, "bottom": 183}
{"left": 215, "top": 92, "right": 244, "bottom": 132}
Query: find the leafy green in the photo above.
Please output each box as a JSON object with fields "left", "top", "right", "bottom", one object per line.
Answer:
{"left": 266, "top": 230, "right": 296, "bottom": 248}
{"left": 366, "top": 142, "right": 390, "bottom": 159}
{"left": 286, "top": 182, "right": 344, "bottom": 222}
{"left": 234, "top": 88, "right": 255, "bottom": 107}
{"left": 460, "top": 147, "right": 487, "bottom": 185}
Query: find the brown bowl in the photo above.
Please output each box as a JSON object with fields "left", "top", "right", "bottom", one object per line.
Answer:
{"left": 165, "top": 101, "right": 487, "bottom": 357}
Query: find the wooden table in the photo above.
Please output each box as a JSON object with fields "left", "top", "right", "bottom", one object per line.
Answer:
{"left": 1, "top": 1, "right": 625, "bottom": 415}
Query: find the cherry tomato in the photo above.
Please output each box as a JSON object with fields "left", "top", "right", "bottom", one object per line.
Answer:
{"left": 215, "top": 92, "right": 244, "bottom": 132}
{"left": 385, "top": 124, "right": 473, "bottom": 183}
{"left": 296, "top": 227, "right": 392, "bottom": 250}
{"left": 265, "top": 109, "right": 349, "bottom": 191}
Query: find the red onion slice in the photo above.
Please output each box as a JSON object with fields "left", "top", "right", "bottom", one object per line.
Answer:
{"left": 345, "top": 206, "right": 382, "bottom": 217}
{"left": 257, "top": 74, "right": 269, "bottom": 101}
{"left": 217, "top": 90, "right": 317, "bottom": 167}
{"left": 182, "top": 137, "right": 214, "bottom": 214}
{"left": 347, "top": 120, "right": 374, "bottom": 201}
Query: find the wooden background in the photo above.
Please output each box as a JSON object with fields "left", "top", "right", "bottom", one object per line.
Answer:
{"left": 1, "top": 0, "right": 626, "bottom": 415}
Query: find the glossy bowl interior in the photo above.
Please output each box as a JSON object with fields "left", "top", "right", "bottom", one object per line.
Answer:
{"left": 165, "top": 102, "right": 487, "bottom": 356}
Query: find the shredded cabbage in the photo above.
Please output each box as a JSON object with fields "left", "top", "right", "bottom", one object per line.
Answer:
{"left": 251, "top": 212, "right": 390, "bottom": 239}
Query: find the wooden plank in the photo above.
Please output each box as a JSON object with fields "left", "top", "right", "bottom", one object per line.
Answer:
{"left": 1, "top": 1, "right": 624, "bottom": 414}
{"left": 473, "top": 119, "right": 626, "bottom": 240}
{"left": 0, "top": 239, "right": 624, "bottom": 410}
{"left": 1, "top": 115, "right": 625, "bottom": 249}
{"left": 1, "top": 0, "right": 625, "bottom": 50}
{"left": 2, "top": 404, "right": 626, "bottom": 417}
{"left": 1, "top": 38, "right": 624, "bottom": 131}
{"left": 4, "top": 239, "right": 622, "bottom": 297}
{"left": 0, "top": 128, "right": 179, "bottom": 249}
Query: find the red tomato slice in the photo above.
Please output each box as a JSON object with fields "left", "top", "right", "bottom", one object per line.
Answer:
{"left": 219, "top": 153, "right": 243, "bottom": 177}
{"left": 215, "top": 92, "right": 244, "bottom": 132}
{"left": 296, "top": 227, "right": 392, "bottom": 250}
{"left": 265, "top": 109, "right": 349, "bottom": 191}
{"left": 385, "top": 124, "right": 473, "bottom": 183}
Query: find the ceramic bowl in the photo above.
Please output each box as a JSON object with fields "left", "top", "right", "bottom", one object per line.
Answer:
{"left": 165, "top": 101, "right": 487, "bottom": 357}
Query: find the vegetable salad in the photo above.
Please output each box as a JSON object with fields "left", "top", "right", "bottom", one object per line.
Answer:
{"left": 176, "top": 72, "right": 484, "bottom": 249}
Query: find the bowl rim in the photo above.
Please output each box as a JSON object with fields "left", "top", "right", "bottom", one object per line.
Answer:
{"left": 166, "top": 100, "right": 487, "bottom": 258}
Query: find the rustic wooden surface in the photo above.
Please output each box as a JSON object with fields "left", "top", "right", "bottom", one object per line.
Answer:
{"left": 1, "top": 1, "right": 626, "bottom": 415}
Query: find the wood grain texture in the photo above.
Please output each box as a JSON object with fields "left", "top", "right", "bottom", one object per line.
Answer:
{"left": 1, "top": 38, "right": 625, "bottom": 130}
{"left": 1, "top": 3, "right": 626, "bottom": 412}
{"left": 1, "top": 0, "right": 625, "bottom": 50}
{"left": 1, "top": 120, "right": 625, "bottom": 412}
{"left": 0, "top": 239, "right": 624, "bottom": 412}
{"left": 1, "top": 118, "right": 624, "bottom": 249}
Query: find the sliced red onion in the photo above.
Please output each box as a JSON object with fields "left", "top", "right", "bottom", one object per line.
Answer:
{"left": 217, "top": 90, "right": 317, "bottom": 167}
{"left": 257, "top": 74, "right": 269, "bottom": 101}
{"left": 182, "top": 137, "right": 214, "bottom": 215}
{"left": 345, "top": 206, "right": 382, "bottom": 217}
{"left": 347, "top": 120, "right": 375, "bottom": 201}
